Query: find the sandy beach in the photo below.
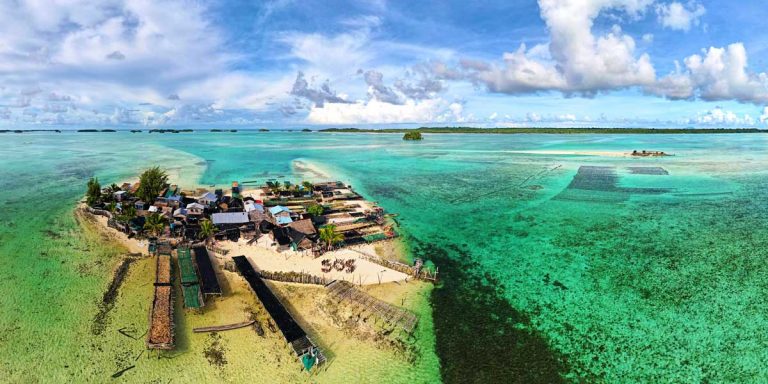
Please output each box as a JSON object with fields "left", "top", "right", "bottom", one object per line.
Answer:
{"left": 221, "top": 236, "right": 410, "bottom": 285}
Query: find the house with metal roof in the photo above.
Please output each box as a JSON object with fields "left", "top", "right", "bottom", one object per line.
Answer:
{"left": 186, "top": 202, "right": 206, "bottom": 215}
{"left": 198, "top": 191, "right": 218, "bottom": 206}
{"left": 211, "top": 212, "right": 249, "bottom": 225}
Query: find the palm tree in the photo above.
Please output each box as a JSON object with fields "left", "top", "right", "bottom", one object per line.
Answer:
{"left": 144, "top": 213, "right": 166, "bottom": 237}
{"left": 318, "top": 225, "right": 344, "bottom": 251}
{"left": 199, "top": 219, "right": 217, "bottom": 244}
{"left": 117, "top": 205, "right": 136, "bottom": 224}
{"left": 106, "top": 202, "right": 117, "bottom": 215}
{"left": 302, "top": 181, "right": 314, "bottom": 191}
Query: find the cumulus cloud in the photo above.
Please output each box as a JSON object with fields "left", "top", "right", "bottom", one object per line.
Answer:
{"left": 363, "top": 70, "right": 404, "bottom": 104}
{"left": 105, "top": 51, "right": 126, "bottom": 60}
{"left": 306, "top": 98, "right": 465, "bottom": 124}
{"left": 656, "top": 1, "right": 706, "bottom": 31}
{"left": 441, "top": 1, "right": 656, "bottom": 95}
{"left": 690, "top": 107, "right": 755, "bottom": 126}
{"left": 648, "top": 43, "right": 768, "bottom": 104}
{"left": 290, "top": 71, "right": 350, "bottom": 107}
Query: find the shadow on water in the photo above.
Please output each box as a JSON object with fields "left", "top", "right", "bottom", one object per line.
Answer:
{"left": 411, "top": 240, "right": 569, "bottom": 384}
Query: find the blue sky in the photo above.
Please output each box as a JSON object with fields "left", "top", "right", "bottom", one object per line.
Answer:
{"left": 1, "top": 0, "right": 768, "bottom": 128}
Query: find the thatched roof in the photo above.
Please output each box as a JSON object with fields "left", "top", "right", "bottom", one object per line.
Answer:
{"left": 288, "top": 219, "right": 316, "bottom": 235}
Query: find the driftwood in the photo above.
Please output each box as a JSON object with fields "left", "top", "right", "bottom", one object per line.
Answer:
{"left": 111, "top": 365, "right": 135, "bottom": 378}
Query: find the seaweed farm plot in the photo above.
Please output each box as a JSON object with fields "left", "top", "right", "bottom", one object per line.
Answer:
{"left": 627, "top": 166, "right": 669, "bottom": 175}
{"left": 232, "top": 256, "right": 326, "bottom": 368}
{"left": 554, "top": 165, "right": 671, "bottom": 203}
{"left": 147, "top": 253, "right": 174, "bottom": 350}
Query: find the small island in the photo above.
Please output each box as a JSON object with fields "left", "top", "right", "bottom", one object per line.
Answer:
{"left": 402, "top": 131, "right": 423, "bottom": 141}
{"left": 81, "top": 167, "right": 437, "bottom": 372}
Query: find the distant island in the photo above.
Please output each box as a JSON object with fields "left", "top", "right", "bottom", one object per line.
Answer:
{"left": 210, "top": 129, "right": 238, "bottom": 132}
{"left": 0, "top": 129, "right": 61, "bottom": 133}
{"left": 77, "top": 129, "right": 116, "bottom": 132}
{"left": 321, "top": 127, "right": 768, "bottom": 135}
{"left": 149, "top": 129, "right": 194, "bottom": 133}
{"left": 403, "top": 131, "right": 423, "bottom": 140}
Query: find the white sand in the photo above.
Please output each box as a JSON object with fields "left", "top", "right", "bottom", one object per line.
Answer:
{"left": 507, "top": 149, "right": 631, "bottom": 157}
{"left": 220, "top": 236, "right": 409, "bottom": 285}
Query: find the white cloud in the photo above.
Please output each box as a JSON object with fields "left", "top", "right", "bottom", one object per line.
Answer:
{"left": 451, "top": 0, "right": 656, "bottom": 95}
{"left": 642, "top": 33, "right": 654, "bottom": 43}
{"left": 649, "top": 43, "right": 768, "bottom": 104}
{"left": 306, "top": 99, "right": 464, "bottom": 124}
{"left": 656, "top": 1, "right": 706, "bottom": 31}
{"left": 690, "top": 107, "right": 755, "bottom": 126}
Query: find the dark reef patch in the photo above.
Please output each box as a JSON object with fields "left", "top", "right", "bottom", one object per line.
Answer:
{"left": 411, "top": 239, "right": 569, "bottom": 384}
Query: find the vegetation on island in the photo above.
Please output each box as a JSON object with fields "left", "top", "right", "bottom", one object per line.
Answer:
{"left": 198, "top": 219, "right": 217, "bottom": 244}
{"left": 86, "top": 177, "right": 101, "bottom": 206}
{"left": 302, "top": 128, "right": 313, "bottom": 132}
{"left": 144, "top": 213, "right": 166, "bottom": 236}
{"left": 306, "top": 203, "right": 325, "bottom": 216}
{"left": 403, "top": 131, "right": 423, "bottom": 140}
{"left": 136, "top": 167, "right": 168, "bottom": 203}
{"left": 319, "top": 224, "right": 344, "bottom": 251}
{"left": 258, "top": 128, "right": 270, "bottom": 132}
{"left": 148, "top": 129, "right": 194, "bottom": 133}
{"left": 0, "top": 129, "right": 62, "bottom": 133}
{"left": 322, "top": 127, "right": 768, "bottom": 135}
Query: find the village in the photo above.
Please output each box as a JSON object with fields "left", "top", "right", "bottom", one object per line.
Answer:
{"left": 82, "top": 167, "right": 437, "bottom": 373}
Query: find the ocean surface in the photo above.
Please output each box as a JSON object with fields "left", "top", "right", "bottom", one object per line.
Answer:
{"left": 1, "top": 131, "right": 767, "bottom": 383}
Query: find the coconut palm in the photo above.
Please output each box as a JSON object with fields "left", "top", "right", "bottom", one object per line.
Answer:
{"left": 144, "top": 213, "right": 166, "bottom": 237}
{"left": 318, "top": 225, "right": 344, "bottom": 251}
{"left": 199, "top": 219, "right": 217, "bottom": 244}
{"left": 302, "top": 181, "right": 314, "bottom": 191}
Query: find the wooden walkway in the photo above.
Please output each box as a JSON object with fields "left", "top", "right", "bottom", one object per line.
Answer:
{"left": 325, "top": 280, "right": 418, "bottom": 334}
{"left": 232, "top": 256, "right": 326, "bottom": 367}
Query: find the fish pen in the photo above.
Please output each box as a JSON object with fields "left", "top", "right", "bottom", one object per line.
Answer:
{"left": 147, "top": 253, "right": 175, "bottom": 350}
{"left": 193, "top": 246, "right": 222, "bottom": 297}
{"left": 232, "top": 256, "right": 326, "bottom": 368}
{"left": 325, "top": 280, "right": 418, "bottom": 334}
{"left": 177, "top": 247, "right": 204, "bottom": 309}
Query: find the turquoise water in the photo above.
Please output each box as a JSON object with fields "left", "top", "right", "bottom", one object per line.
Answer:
{"left": 2, "top": 131, "right": 768, "bottom": 382}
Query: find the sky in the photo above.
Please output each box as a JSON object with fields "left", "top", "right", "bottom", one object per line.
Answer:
{"left": 2, "top": 0, "right": 768, "bottom": 128}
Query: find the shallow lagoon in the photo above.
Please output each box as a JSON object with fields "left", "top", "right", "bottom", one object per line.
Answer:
{"left": 1, "top": 131, "right": 767, "bottom": 382}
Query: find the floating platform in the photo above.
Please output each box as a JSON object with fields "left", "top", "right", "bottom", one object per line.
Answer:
{"left": 147, "top": 253, "right": 175, "bottom": 350}
{"left": 193, "top": 246, "right": 222, "bottom": 296}
{"left": 232, "top": 256, "right": 325, "bottom": 367}
{"left": 177, "top": 247, "right": 204, "bottom": 309}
